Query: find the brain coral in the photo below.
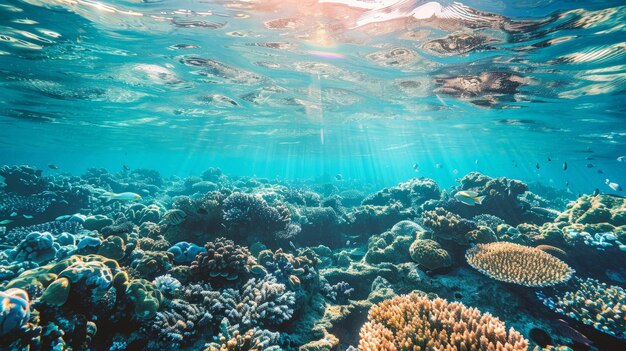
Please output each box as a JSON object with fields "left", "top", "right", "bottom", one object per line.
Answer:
{"left": 359, "top": 292, "right": 528, "bottom": 351}
{"left": 466, "top": 242, "right": 574, "bottom": 287}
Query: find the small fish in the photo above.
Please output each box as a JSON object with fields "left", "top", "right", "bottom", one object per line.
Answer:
{"left": 10, "top": 212, "right": 17, "bottom": 217}
{"left": 452, "top": 169, "right": 459, "bottom": 175}
{"left": 412, "top": 163, "right": 419, "bottom": 171}
{"left": 0, "top": 220, "right": 14, "bottom": 225}
{"left": 597, "top": 169, "right": 604, "bottom": 174}
{"left": 454, "top": 191, "right": 485, "bottom": 206}
{"left": 605, "top": 179, "right": 622, "bottom": 191}
{"left": 563, "top": 161, "right": 567, "bottom": 171}
{"left": 618, "top": 156, "right": 626, "bottom": 162}
{"left": 455, "top": 178, "right": 462, "bottom": 182}
{"left": 586, "top": 163, "right": 594, "bottom": 168}
{"left": 22, "top": 215, "right": 33, "bottom": 219}
{"left": 101, "top": 192, "right": 142, "bottom": 202}
{"left": 197, "top": 208, "right": 208, "bottom": 215}
{"left": 48, "top": 164, "right": 59, "bottom": 170}
{"left": 123, "top": 165, "right": 130, "bottom": 171}
{"left": 346, "top": 240, "right": 350, "bottom": 246}
{"left": 585, "top": 156, "right": 594, "bottom": 160}
{"left": 536, "top": 162, "right": 540, "bottom": 169}
{"left": 514, "top": 164, "right": 518, "bottom": 168}
{"left": 474, "top": 159, "right": 479, "bottom": 165}
{"left": 608, "top": 182, "right": 622, "bottom": 192}
{"left": 335, "top": 174, "right": 343, "bottom": 181}
{"left": 161, "top": 209, "right": 187, "bottom": 226}
{"left": 435, "top": 163, "right": 442, "bottom": 169}
{"left": 565, "top": 181, "right": 569, "bottom": 187}
{"left": 593, "top": 188, "right": 600, "bottom": 196}
{"left": 547, "top": 157, "right": 551, "bottom": 162}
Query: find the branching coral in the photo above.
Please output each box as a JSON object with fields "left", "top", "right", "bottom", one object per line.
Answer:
{"left": 466, "top": 242, "right": 574, "bottom": 287}
{"left": 205, "top": 319, "right": 281, "bottom": 351}
{"left": 359, "top": 292, "right": 528, "bottom": 351}
{"left": 538, "top": 277, "right": 626, "bottom": 339}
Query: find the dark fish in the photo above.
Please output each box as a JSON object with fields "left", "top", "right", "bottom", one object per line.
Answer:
{"left": 586, "top": 163, "right": 594, "bottom": 168}
{"left": 48, "top": 164, "right": 59, "bottom": 170}
{"left": 563, "top": 161, "right": 568, "bottom": 171}
{"left": 335, "top": 174, "right": 343, "bottom": 181}
{"left": 597, "top": 169, "right": 604, "bottom": 174}
{"left": 514, "top": 164, "right": 518, "bottom": 168}
{"left": 593, "top": 188, "right": 600, "bottom": 196}
{"left": 554, "top": 319, "right": 592, "bottom": 346}
{"left": 412, "top": 163, "right": 419, "bottom": 171}
{"left": 547, "top": 157, "right": 551, "bottom": 162}
{"left": 123, "top": 165, "right": 130, "bottom": 171}
{"left": 565, "top": 181, "right": 569, "bottom": 187}
{"left": 197, "top": 208, "right": 208, "bottom": 215}
{"left": 536, "top": 162, "right": 540, "bottom": 169}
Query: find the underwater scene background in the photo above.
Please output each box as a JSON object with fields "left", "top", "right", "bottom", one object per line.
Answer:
{"left": 1, "top": 0, "right": 626, "bottom": 350}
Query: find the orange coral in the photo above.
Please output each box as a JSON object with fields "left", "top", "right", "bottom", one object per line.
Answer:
{"left": 466, "top": 242, "right": 573, "bottom": 287}
{"left": 359, "top": 292, "right": 528, "bottom": 351}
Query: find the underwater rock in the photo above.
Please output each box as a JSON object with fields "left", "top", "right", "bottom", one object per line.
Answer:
{"left": 361, "top": 177, "right": 440, "bottom": 208}
{"left": 363, "top": 222, "right": 420, "bottom": 265}
{"left": 555, "top": 194, "right": 626, "bottom": 240}
{"left": 429, "top": 172, "right": 546, "bottom": 226}
{"left": 82, "top": 214, "right": 114, "bottom": 231}
{"left": 346, "top": 203, "right": 409, "bottom": 236}
{"left": 0, "top": 165, "right": 47, "bottom": 195}
{"left": 421, "top": 207, "right": 477, "bottom": 245}
{"left": 167, "top": 241, "right": 207, "bottom": 264}
{"left": 359, "top": 292, "right": 528, "bottom": 350}
{"left": 12, "top": 231, "right": 58, "bottom": 264}
{"left": 0, "top": 288, "right": 30, "bottom": 337}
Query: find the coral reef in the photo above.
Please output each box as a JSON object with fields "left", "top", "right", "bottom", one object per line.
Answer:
{"left": 466, "top": 242, "right": 574, "bottom": 287}
{"left": 1, "top": 164, "right": 622, "bottom": 350}
{"left": 359, "top": 292, "right": 528, "bottom": 350}
{"left": 538, "top": 277, "right": 626, "bottom": 339}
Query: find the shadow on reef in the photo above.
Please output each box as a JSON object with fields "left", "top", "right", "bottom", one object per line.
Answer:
{"left": 1, "top": 164, "right": 625, "bottom": 350}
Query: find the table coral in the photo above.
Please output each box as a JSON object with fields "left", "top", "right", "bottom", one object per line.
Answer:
{"left": 466, "top": 242, "right": 574, "bottom": 287}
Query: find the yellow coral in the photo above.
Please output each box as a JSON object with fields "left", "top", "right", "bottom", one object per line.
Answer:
{"left": 359, "top": 292, "right": 528, "bottom": 351}
{"left": 466, "top": 242, "right": 573, "bottom": 287}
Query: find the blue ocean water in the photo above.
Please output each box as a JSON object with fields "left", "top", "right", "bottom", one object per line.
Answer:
{"left": 0, "top": 0, "right": 625, "bottom": 190}
{"left": 1, "top": 1, "right": 626, "bottom": 351}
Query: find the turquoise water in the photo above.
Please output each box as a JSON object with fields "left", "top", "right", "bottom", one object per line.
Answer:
{"left": 1, "top": 1, "right": 626, "bottom": 351}
{"left": 1, "top": 0, "right": 625, "bottom": 189}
